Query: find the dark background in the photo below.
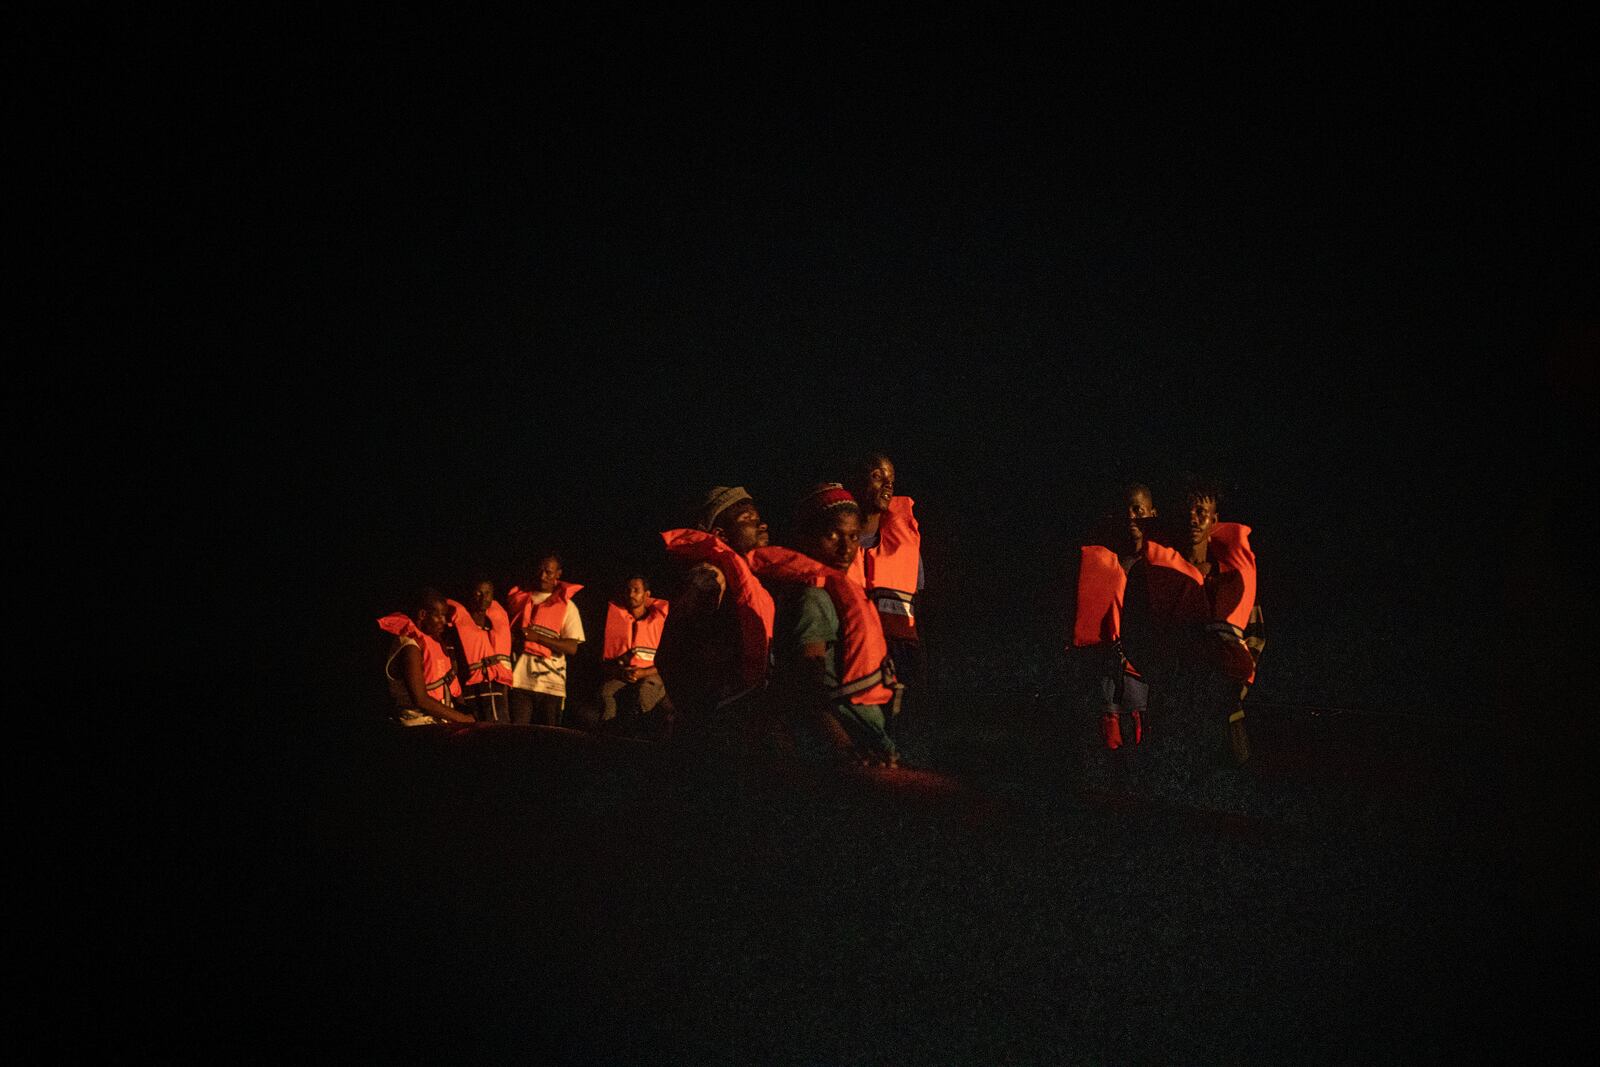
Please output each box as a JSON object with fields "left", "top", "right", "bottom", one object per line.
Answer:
{"left": 161, "top": 12, "right": 1589, "bottom": 719}
{"left": 76, "top": 9, "right": 1599, "bottom": 1060}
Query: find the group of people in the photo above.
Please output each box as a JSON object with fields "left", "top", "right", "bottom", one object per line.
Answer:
{"left": 378, "top": 453, "right": 926, "bottom": 768}
{"left": 378, "top": 454, "right": 1261, "bottom": 780}
{"left": 1069, "top": 480, "right": 1265, "bottom": 788}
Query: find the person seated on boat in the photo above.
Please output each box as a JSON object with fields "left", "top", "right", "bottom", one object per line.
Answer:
{"left": 657, "top": 487, "right": 775, "bottom": 722}
{"left": 377, "top": 587, "right": 476, "bottom": 725}
{"left": 752, "top": 483, "right": 901, "bottom": 768}
{"left": 598, "top": 574, "right": 673, "bottom": 738}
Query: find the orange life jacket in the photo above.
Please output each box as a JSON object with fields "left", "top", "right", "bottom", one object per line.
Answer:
{"left": 445, "top": 599, "right": 514, "bottom": 685}
{"left": 506, "top": 582, "right": 583, "bottom": 658}
{"left": 377, "top": 613, "right": 462, "bottom": 704}
{"left": 1203, "top": 523, "right": 1258, "bottom": 682}
{"left": 1071, "top": 546, "right": 1147, "bottom": 678}
{"left": 1205, "top": 523, "right": 1256, "bottom": 635}
{"left": 602, "top": 599, "right": 670, "bottom": 668}
{"left": 662, "top": 528, "right": 775, "bottom": 692}
{"left": 1072, "top": 545, "right": 1126, "bottom": 648}
{"left": 846, "top": 495, "right": 921, "bottom": 642}
{"left": 751, "top": 546, "right": 897, "bottom": 706}
{"left": 1140, "top": 523, "right": 1258, "bottom": 683}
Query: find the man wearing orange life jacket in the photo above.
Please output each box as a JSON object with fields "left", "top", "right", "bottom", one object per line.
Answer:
{"left": 506, "top": 553, "right": 586, "bottom": 727}
{"left": 1126, "top": 482, "right": 1264, "bottom": 777}
{"left": 377, "top": 588, "right": 475, "bottom": 726}
{"left": 845, "top": 451, "right": 925, "bottom": 692}
{"left": 598, "top": 575, "right": 672, "bottom": 737}
{"left": 755, "top": 483, "right": 900, "bottom": 768}
{"left": 446, "top": 577, "right": 515, "bottom": 723}
{"left": 656, "top": 486, "right": 775, "bottom": 723}
{"left": 1072, "top": 484, "right": 1158, "bottom": 752}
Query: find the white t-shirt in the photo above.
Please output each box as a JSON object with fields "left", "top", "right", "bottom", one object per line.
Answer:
{"left": 511, "top": 593, "right": 586, "bottom": 697}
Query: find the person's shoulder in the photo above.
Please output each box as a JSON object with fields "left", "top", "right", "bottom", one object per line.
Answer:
{"left": 787, "top": 584, "right": 838, "bottom": 634}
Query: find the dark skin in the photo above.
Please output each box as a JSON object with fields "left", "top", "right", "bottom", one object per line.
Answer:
{"left": 796, "top": 507, "right": 862, "bottom": 664}
{"left": 467, "top": 580, "right": 494, "bottom": 627}
{"left": 1184, "top": 495, "right": 1219, "bottom": 576}
{"left": 608, "top": 578, "right": 660, "bottom": 683}
{"left": 711, "top": 500, "right": 770, "bottom": 554}
{"left": 396, "top": 598, "right": 475, "bottom": 724}
{"left": 511, "top": 556, "right": 582, "bottom": 657}
{"left": 847, "top": 456, "right": 895, "bottom": 542}
{"left": 1120, "top": 488, "right": 1156, "bottom": 568}
{"left": 794, "top": 508, "right": 890, "bottom": 766}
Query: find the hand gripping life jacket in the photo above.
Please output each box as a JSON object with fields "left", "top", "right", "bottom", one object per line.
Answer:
{"left": 445, "top": 599, "right": 514, "bottom": 685}
{"left": 602, "top": 599, "right": 670, "bottom": 668}
{"left": 506, "top": 582, "right": 583, "bottom": 658}
{"left": 377, "top": 613, "right": 462, "bottom": 705}
{"left": 846, "top": 496, "right": 921, "bottom": 642}
{"left": 661, "top": 528, "right": 776, "bottom": 693}
{"left": 751, "top": 547, "right": 898, "bottom": 707}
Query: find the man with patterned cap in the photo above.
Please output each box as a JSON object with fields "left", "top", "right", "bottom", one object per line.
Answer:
{"left": 751, "top": 483, "right": 901, "bottom": 767}
{"left": 656, "top": 486, "right": 775, "bottom": 738}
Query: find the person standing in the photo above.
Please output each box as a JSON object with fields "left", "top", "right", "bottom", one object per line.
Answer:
{"left": 1126, "top": 482, "right": 1262, "bottom": 791}
{"left": 506, "top": 553, "right": 586, "bottom": 726}
{"left": 1072, "top": 483, "right": 1158, "bottom": 751}
{"left": 446, "top": 578, "right": 514, "bottom": 723}
{"left": 845, "top": 452, "right": 924, "bottom": 681}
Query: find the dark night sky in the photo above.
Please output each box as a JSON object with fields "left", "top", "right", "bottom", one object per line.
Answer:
{"left": 129, "top": 11, "right": 1594, "bottom": 712}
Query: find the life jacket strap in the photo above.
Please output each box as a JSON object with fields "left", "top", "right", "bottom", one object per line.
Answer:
{"left": 715, "top": 680, "right": 767, "bottom": 710}
{"left": 827, "top": 657, "right": 898, "bottom": 702}
{"left": 868, "top": 587, "right": 916, "bottom": 618}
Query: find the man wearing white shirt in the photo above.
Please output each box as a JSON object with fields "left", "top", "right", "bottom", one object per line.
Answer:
{"left": 507, "top": 553, "right": 587, "bottom": 726}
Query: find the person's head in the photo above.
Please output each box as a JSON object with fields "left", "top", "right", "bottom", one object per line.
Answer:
{"left": 1121, "top": 482, "right": 1156, "bottom": 552}
{"left": 467, "top": 577, "right": 495, "bottom": 613}
{"left": 621, "top": 575, "right": 651, "bottom": 613}
{"left": 413, "top": 587, "right": 450, "bottom": 638}
{"left": 1180, "top": 482, "right": 1221, "bottom": 548}
{"left": 794, "top": 482, "right": 863, "bottom": 570}
{"left": 847, "top": 452, "right": 896, "bottom": 515}
{"left": 697, "top": 486, "right": 770, "bottom": 553}
{"left": 532, "top": 553, "right": 563, "bottom": 592}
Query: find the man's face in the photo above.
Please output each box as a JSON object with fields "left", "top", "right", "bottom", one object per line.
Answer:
{"left": 1186, "top": 495, "right": 1218, "bottom": 546}
{"left": 717, "top": 501, "right": 769, "bottom": 553}
{"left": 536, "top": 556, "right": 562, "bottom": 592}
{"left": 805, "top": 509, "right": 862, "bottom": 570}
{"left": 852, "top": 457, "right": 896, "bottom": 514}
{"left": 470, "top": 581, "right": 495, "bottom": 613}
{"left": 419, "top": 598, "right": 450, "bottom": 638}
{"left": 624, "top": 578, "right": 649, "bottom": 612}
{"left": 1124, "top": 489, "right": 1156, "bottom": 551}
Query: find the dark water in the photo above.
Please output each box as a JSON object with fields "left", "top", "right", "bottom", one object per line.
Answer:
{"left": 146, "top": 696, "right": 1594, "bottom": 1063}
